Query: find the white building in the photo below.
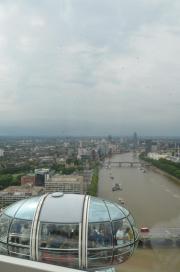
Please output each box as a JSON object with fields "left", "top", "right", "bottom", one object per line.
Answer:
{"left": 77, "top": 147, "right": 89, "bottom": 159}
{"left": 147, "top": 152, "right": 168, "bottom": 160}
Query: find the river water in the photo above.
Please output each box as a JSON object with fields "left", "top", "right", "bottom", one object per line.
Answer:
{"left": 98, "top": 152, "right": 180, "bottom": 272}
{"left": 98, "top": 152, "right": 180, "bottom": 228}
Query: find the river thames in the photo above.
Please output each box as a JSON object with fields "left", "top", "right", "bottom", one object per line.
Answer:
{"left": 98, "top": 152, "right": 180, "bottom": 272}
{"left": 98, "top": 152, "right": 180, "bottom": 228}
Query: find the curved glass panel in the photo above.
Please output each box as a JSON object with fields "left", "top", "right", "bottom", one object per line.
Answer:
{"left": 112, "top": 219, "right": 134, "bottom": 247}
{"left": 15, "top": 196, "right": 40, "bottom": 220}
{"left": 38, "top": 223, "right": 79, "bottom": 268}
{"left": 113, "top": 245, "right": 134, "bottom": 264}
{"left": 8, "top": 219, "right": 31, "bottom": 260}
{"left": 9, "top": 245, "right": 30, "bottom": 260}
{"left": 0, "top": 194, "right": 135, "bottom": 268}
{"left": 88, "top": 222, "right": 113, "bottom": 248}
{"left": 128, "top": 214, "right": 139, "bottom": 240}
{"left": 105, "top": 202, "right": 126, "bottom": 220}
{"left": 39, "top": 223, "right": 79, "bottom": 249}
{"left": 39, "top": 249, "right": 79, "bottom": 268}
{"left": 9, "top": 219, "right": 32, "bottom": 246}
{"left": 88, "top": 221, "right": 113, "bottom": 268}
{"left": 0, "top": 214, "right": 11, "bottom": 243}
{"left": 0, "top": 242, "right": 8, "bottom": 255}
{"left": 4, "top": 199, "right": 26, "bottom": 217}
{"left": 115, "top": 205, "right": 129, "bottom": 217}
{"left": 88, "top": 249, "right": 113, "bottom": 268}
{"left": 88, "top": 198, "right": 110, "bottom": 222}
{"left": 40, "top": 194, "right": 84, "bottom": 223}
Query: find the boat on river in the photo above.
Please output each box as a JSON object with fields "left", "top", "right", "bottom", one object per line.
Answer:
{"left": 112, "top": 183, "right": 122, "bottom": 191}
{"left": 118, "top": 198, "right": 125, "bottom": 205}
{"left": 140, "top": 226, "right": 149, "bottom": 233}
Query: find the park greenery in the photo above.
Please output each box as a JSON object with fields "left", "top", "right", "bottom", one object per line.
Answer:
{"left": 140, "top": 153, "right": 180, "bottom": 179}
{"left": 87, "top": 167, "right": 99, "bottom": 196}
{"left": 0, "top": 174, "right": 22, "bottom": 190}
{"left": 0, "top": 157, "right": 100, "bottom": 190}
{"left": 0, "top": 163, "right": 37, "bottom": 189}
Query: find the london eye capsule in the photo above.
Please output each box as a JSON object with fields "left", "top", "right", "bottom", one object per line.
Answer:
{"left": 0, "top": 193, "right": 139, "bottom": 270}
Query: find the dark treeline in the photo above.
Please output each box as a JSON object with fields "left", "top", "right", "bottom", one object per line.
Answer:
{"left": 0, "top": 158, "right": 99, "bottom": 190}
{"left": 0, "top": 174, "right": 21, "bottom": 190}
{"left": 87, "top": 167, "right": 99, "bottom": 196}
{"left": 140, "top": 153, "right": 180, "bottom": 179}
{"left": 0, "top": 165, "right": 30, "bottom": 189}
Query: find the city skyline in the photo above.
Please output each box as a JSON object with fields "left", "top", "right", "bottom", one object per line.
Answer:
{"left": 0, "top": 0, "right": 180, "bottom": 136}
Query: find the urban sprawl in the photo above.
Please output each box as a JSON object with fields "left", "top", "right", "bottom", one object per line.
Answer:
{"left": 0, "top": 134, "right": 180, "bottom": 207}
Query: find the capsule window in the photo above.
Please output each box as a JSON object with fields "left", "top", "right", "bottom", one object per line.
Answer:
{"left": 0, "top": 214, "right": 11, "bottom": 243}
{"left": 112, "top": 219, "right": 133, "bottom": 247}
{"left": 8, "top": 219, "right": 32, "bottom": 259}
{"left": 38, "top": 223, "right": 79, "bottom": 268}
{"left": 88, "top": 222, "right": 113, "bottom": 248}
{"left": 39, "top": 223, "right": 79, "bottom": 249}
{"left": 9, "top": 219, "right": 32, "bottom": 246}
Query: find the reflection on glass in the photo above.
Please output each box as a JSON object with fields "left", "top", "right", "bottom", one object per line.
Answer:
{"left": 39, "top": 223, "right": 79, "bottom": 249}
{"left": 113, "top": 219, "right": 133, "bottom": 247}
{"left": 38, "top": 223, "right": 79, "bottom": 268}
{"left": 88, "top": 222, "right": 113, "bottom": 268}
{"left": 105, "top": 201, "right": 126, "bottom": 220}
{"left": 128, "top": 214, "right": 139, "bottom": 239}
{"left": 9, "top": 219, "right": 31, "bottom": 245}
{"left": 39, "top": 249, "right": 79, "bottom": 268}
{"left": 0, "top": 194, "right": 137, "bottom": 268}
{"left": 4, "top": 199, "right": 26, "bottom": 217}
{"left": 9, "top": 245, "right": 30, "bottom": 259}
{"left": 113, "top": 245, "right": 133, "bottom": 264}
{"left": 87, "top": 202, "right": 137, "bottom": 268}
{"left": 0, "top": 242, "right": 8, "bottom": 255}
{"left": 0, "top": 214, "right": 11, "bottom": 243}
{"left": 88, "top": 222, "right": 112, "bottom": 248}
{"left": 15, "top": 197, "right": 40, "bottom": 220}
{"left": 115, "top": 205, "right": 129, "bottom": 217}
{"left": 88, "top": 198, "right": 110, "bottom": 222}
{"left": 88, "top": 249, "right": 113, "bottom": 268}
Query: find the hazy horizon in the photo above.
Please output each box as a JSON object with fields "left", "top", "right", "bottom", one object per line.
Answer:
{"left": 0, "top": 128, "right": 180, "bottom": 139}
{"left": 0, "top": 0, "right": 180, "bottom": 136}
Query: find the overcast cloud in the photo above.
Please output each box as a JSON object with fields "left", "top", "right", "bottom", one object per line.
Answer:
{"left": 0, "top": 0, "right": 180, "bottom": 136}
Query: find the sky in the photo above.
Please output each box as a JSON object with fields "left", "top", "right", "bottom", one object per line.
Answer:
{"left": 0, "top": 0, "right": 180, "bottom": 136}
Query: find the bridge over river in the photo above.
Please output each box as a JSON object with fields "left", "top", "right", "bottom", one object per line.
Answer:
{"left": 108, "top": 161, "right": 151, "bottom": 167}
{"left": 99, "top": 153, "right": 180, "bottom": 272}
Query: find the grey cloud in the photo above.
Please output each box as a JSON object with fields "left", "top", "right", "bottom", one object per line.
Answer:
{"left": 0, "top": 0, "right": 180, "bottom": 136}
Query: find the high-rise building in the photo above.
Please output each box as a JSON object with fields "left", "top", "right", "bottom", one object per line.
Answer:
{"left": 133, "top": 132, "right": 138, "bottom": 148}
{"left": 35, "top": 169, "right": 50, "bottom": 186}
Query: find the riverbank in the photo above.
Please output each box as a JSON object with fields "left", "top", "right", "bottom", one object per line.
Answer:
{"left": 99, "top": 152, "right": 180, "bottom": 271}
{"left": 87, "top": 167, "right": 99, "bottom": 196}
{"left": 139, "top": 154, "right": 180, "bottom": 185}
{"left": 147, "top": 165, "right": 180, "bottom": 185}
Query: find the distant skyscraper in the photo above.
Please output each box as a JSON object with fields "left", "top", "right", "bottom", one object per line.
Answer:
{"left": 145, "top": 139, "right": 152, "bottom": 154}
{"left": 0, "top": 149, "right": 4, "bottom": 157}
{"left": 133, "top": 132, "right": 138, "bottom": 148}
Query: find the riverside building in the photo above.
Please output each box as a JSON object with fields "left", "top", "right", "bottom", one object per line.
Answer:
{"left": 45, "top": 175, "right": 84, "bottom": 194}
